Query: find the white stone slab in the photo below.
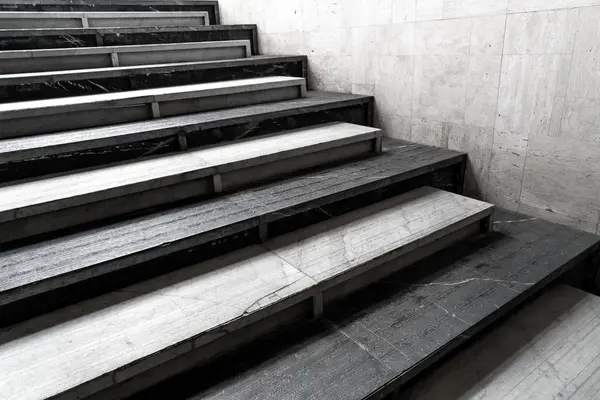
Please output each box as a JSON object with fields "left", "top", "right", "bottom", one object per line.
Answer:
{"left": 0, "top": 122, "right": 380, "bottom": 223}
{"left": 0, "top": 41, "right": 251, "bottom": 74}
{"left": 0, "top": 187, "right": 493, "bottom": 400}
{"left": 266, "top": 186, "right": 494, "bottom": 284}
{"left": 0, "top": 11, "right": 210, "bottom": 29}
{"left": 0, "top": 76, "right": 307, "bottom": 137}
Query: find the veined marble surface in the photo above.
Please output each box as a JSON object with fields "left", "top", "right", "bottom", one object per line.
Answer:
{"left": 0, "top": 121, "right": 377, "bottom": 222}
{"left": 0, "top": 187, "right": 491, "bottom": 400}
{"left": 403, "top": 284, "right": 600, "bottom": 400}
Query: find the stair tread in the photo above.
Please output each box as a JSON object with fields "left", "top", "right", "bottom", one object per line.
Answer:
{"left": 0, "top": 39, "right": 250, "bottom": 57}
{"left": 401, "top": 284, "right": 599, "bottom": 399}
{"left": 0, "top": 10, "right": 211, "bottom": 28}
{"left": 0, "top": 187, "right": 493, "bottom": 400}
{"left": 0, "top": 142, "right": 462, "bottom": 306}
{"left": 0, "top": 54, "right": 303, "bottom": 83}
{"left": 0, "top": 76, "right": 304, "bottom": 117}
{"left": 0, "top": 122, "right": 378, "bottom": 222}
{"left": 167, "top": 210, "right": 600, "bottom": 400}
{"left": 0, "top": 91, "right": 363, "bottom": 163}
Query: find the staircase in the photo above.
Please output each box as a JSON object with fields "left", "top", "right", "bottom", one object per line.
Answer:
{"left": 0, "top": 2, "right": 598, "bottom": 400}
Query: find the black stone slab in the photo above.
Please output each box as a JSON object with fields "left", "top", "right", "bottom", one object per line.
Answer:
{"left": 0, "top": 142, "right": 466, "bottom": 326}
{"left": 129, "top": 210, "right": 600, "bottom": 400}
{"left": 0, "top": 25, "right": 258, "bottom": 54}
{"left": 0, "top": 56, "right": 307, "bottom": 103}
{"left": 0, "top": 92, "right": 371, "bottom": 183}
{"left": 0, "top": 0, "right": 220, "bottom": 24}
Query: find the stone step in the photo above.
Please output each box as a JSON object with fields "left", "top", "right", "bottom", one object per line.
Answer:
{"left": 0, "top": 0, "right": 221, "bottom": 24}
{"left": 0, "top": 122, "right": 381, "bottom": 244}
{"left": 0, "top": 40, "right": 251, "bottom": 74}
{"left": 0, "top": 10, "right": 210, "bottom": 29}
{"left": 0, "top": 91, "right": 368, "bottom": 183}
{"left": 0, "top": 55, "right": 306, "bottom": 103}
{"left": 0, "top": 142, "right": 465, "bottom": 321}
{"left": 138, "top": 211, "right": 600, "bottom": 400}
{"left": 0, "top": 76, "right": 306, "bottom": 138}
{"left": 0, "top": 187, "right": 494, "bottom": 400}
{"left": 0, "top": 25, "right": 258, "bottom": 53}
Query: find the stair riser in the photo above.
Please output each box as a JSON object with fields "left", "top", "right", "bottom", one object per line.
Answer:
{"left": 0, "top": 26, "right": 258, "bottom": 53}
{"left": 0, "top": 159, "right": 465, "bottom": 326}
{"left": 0, "top": 59, "right": 305, "bottom": 103}
{"left": 0, "top": 43, "right": 250, "bottom": 74}
{"left": 38, "top": 218, "right": 492, "bottom": 400}
{"left": 0, "top": 12, "right": 210, "bottom": 29}
{"left": 0, "top": 1, "right": 220, "bottom": 24}
{"left": 1, "top": 86, "right": 305, "bottom": 138}
{"left": 0, "top": 139, "right": 379, "bottom": 245}
{"left": 0, "top": 102, "right": 365, "bottom": 183}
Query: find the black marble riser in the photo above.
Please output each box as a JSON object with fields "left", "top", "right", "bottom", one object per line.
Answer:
{"left": 0, "top": 61, "right": 305, "bottom": 103}
{"left": 0, "top": 162, "right": 464, "bottom": 327}
{"left": 0, "top": 27, "right": 258, "bottom": 54}
{"left": 0, "top": 5, "right": 220, "bottom": 24}
{"left": 0, "top": 104, "right": 368, "bottom": 183}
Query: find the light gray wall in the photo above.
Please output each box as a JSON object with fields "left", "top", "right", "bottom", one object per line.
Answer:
{"left": 219, "top": 0, "right": 600, "bottom": 234}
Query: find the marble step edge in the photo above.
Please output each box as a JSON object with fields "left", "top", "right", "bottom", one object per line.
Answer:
{"left": 0, "top": 76, "right": 307, "bottom": 138}
{"left": 0, "top": 11, "right": 211, "bottom": 28}
{"left": 160, "top": 211, "right": 600, "bottom": 400}
{"left": 0, "top": 76, "right": 306, "bottom": 119}
{"left": 0, "top": 24, "right": 256, "bottom": 36}
{"left": 0, "top": 0, "right": 218, "bottom": 5}
{"left": 0, "top": 1, "right": 220, "bottom": 25}
{"left": 0, "top": 55, "right": 307, "bottom": 86}
{"left": 0, "top": 187, "right": 495, "bottom": 400}
{"left": 0, "top": 40, "right": 252, "bottom": 74}
{"left": 0, "top": 123, "right": 382, "bottom": 245}
{"left": 0, "top": 142, "right": 463, "bottom": 308}
{"left": 0, "top": 39, "right": 251, "bottom": 60}
{"left": 0, "top": 91, "right": 363, "bottom": 164}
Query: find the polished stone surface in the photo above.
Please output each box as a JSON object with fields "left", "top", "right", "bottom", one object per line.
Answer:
{"left": 0, "top": 25, "right": 258, "bottom": 54}
{"left": 0, "top": 10, "right": 210, "bottom": 29}
{"left": 0, "top": 122, "right": 378, "bottom": 223}
{"left": 401, "top": 284, "right": 600, "bottom": 399}
{"left": 0, "top": 55, "right": 306, "bottom": 102}
{"left": 140, "top": 210, "right": 599, "bottom": 400}
{"left": 0, "top": 188, "right": 491, "bottom": 400}
{"left": 0, "top": 40, "right": 251, "bottom": 74}
{"left": 0, "top": 141, "right": 465, "bottom": 324}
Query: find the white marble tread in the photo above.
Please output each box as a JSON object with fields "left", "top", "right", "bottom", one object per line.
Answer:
{"left": 0, "top": 40, "right": 251, "bottom": 58}
{"left": 0, "top": 11, "right": 210, "bottom": 18}
{"left": 0, "top": 122, "right": 380, "bottom": 222}
{"left": 0, "top": 187, "right": 493, "bottom": 400}
{"left": 403, "top": 284, "right": 600, "bottom": 400}
{"left": 0, "top": 76, "right": 305, "bottom": 119}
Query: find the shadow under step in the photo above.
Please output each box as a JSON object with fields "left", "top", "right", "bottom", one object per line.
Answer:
{"left": 0, "top": 187, "right": 494, "bottom": 400}
{"left": 0, "top": 40, "right": 252, "bottom": 74}
{"left": 0, "top": 25, "right": 258, "bottom": 53}
{"left": 0, "top": 55, "right": 307, "bottom": 103}
{"left": 0, "top": 10, "right": 210, "bottom": 29}
{"left": 0, "top": 76, "right": 307, "bottom": 138}
{"left": 0, "top": 142, "right": 465, "bottom": 323}
{"left": 136, "top": 210, "right": 600, "bottom": 400}
{"left": 0, "top": 91, "right": 367, "bottom": 182}
{"left": 0, "top": 0, "right": 220, "bottom": 24}
{"left": 0, "top": 122, "right": 381, "bottom": 244}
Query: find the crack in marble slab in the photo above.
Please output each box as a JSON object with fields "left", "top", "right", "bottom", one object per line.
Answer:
{"left": 404, "top": 278, "right": 535, "bottom": 288}
{"left": 324, "top": 319, "right": 395, "bottom": 374}
{"left": 494, "top": 218, "right": 539, "bottom": 224}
